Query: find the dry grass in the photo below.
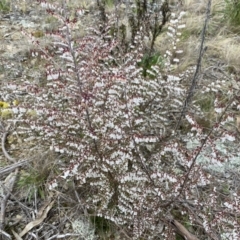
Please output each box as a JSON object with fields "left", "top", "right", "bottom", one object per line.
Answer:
{"left": 208, "top": 36, "right": 240, "bottom": 70}
{"left": 156, "top": 0, "right": 240, "bottom": 72}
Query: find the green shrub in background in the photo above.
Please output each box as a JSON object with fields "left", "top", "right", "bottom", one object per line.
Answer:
{"left": 104, "top": 0, "right": 114, "bottom": 7}
{"left": 138, "top": 52, "right": 164, "bottom": 78}
{"left": 0, "top": 0, "right": 10, "bottom": 13}
{"left": 224, "top": 0, "right": 240, "bottom": 26}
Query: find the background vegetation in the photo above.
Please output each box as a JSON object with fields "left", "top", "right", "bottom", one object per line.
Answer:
{"left": 0, "top": 0, "right": 240, "bottom": 239}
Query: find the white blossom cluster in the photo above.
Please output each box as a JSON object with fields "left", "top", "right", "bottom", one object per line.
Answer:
{"left": 19, "top": 10, "right": 186, "bottom": 237}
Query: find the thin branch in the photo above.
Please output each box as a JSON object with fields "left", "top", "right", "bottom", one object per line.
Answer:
{"left": 0, "top": 229, "right": 12, "bottom": 239}
{"left": 0, "top": 160, "right": 28, "bottom": 177}
{"left": 62, "top": 3, "right": 104, "bottom": 163}
{"left": 18, "top": 200, "right": 55, "bottom": 237}
{"left": 48, "top": 233, "right": 82, "bottom": 240}
{"left": 170, "top": 219, "right": 200, "bottom": 240}
{"left": 176, "top": 95, "right": 236, "bottom": 199}
{"left": 0, "top": 169, "right": 19, "bottom": 230}
{"left": 175, "top": 0, "right": 212, "bottom": 131}
{"left": 161, "top": 94, "right": 236, "bottom": 209}
{"left": 1, "top": 128, "right": 16, "bottom": 163}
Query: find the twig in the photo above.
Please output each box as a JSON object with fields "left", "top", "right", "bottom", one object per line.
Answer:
{"left": 11, "top": 229, "right": 23, "bottom": 240}
{"left": 161, "top": 91, "right": 237, "bottom": 210}
{"left": 1, "top": 188, "right": 34, "bottom": 212}
{"left": 175, "top": 0, "right": 212, "bottom": 131}
{"left": 19, "top": 200, "right": 55, "bottom": 237}
{"left": 0, "top": 122, "right": 29, "bottom": 235}
{"left": 0, "top": 169, "right": 19, "bottom": 230}
{"left": 48, "top": 233, "right": 82, "bottom": 240}
{"left": 0, "top": 160, "right": 28, "bottom": 177}
{"left": 0, "top": 229, "right": 12, "bottom": 239}
{"left": 176, "top": 96, "right": 235, "bottom": 199}
{"left": 1, "top": 127, "right": 16, "bottom": 163}
{"left": 170, "top": 219, "right": 200, "bottom": 240}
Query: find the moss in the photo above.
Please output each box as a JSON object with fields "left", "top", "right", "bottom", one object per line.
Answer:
{"left": 32, "top": 30, "right": 45, "bottom": 38}
{"left": 0, "top": 101, "right": 10, "bottom": 108}
{"left": 0, "top": 109, "right": 13, "bottom": 119}
{"left": 26, "top": 109, "right": 38, "bottom": 117}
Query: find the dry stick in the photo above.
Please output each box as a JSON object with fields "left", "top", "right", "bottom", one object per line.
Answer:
{"left": 174, "top": 0, "right": 212, "bottom": 131}
{"left": 0, "top": 125, "right": 19, "bottom": 234}
{"left": 0, "top": 160, "right": 28, "bottom": 177}
{"left": 173, "top": 0, "right": 238, "bottom": 205}
{"left": 19, "top": 200, "right": 55, "bottom": 237}
{"left": 48, "top": 233, "right": 83, "bottom": 240}
{"left": 11, "top": 193, "right": 57, "bottom": 239}
{"left": 170, "top": 219, "right": 200, "bottom": 240}
{"left": 0, "top": 229, "right": 12, "bottom": 240}
{"left": 0, "top": 169, "right": 19, "bottom": 230}
{"left": 1, "top": 131, "right": 17, "bottom": 163}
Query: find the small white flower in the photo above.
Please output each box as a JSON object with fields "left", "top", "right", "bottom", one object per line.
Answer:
{"left": 178, "top": 24, "right": 186, "bottom": 29}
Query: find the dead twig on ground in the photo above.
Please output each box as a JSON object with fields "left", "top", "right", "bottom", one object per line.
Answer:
{"left": 0, "top": 122, "right": 19, "bottom": 237}
{"left": 17, "top": 200, "right": 55, "bottom": 238}
{"left": 170, "top": 219, "right": 200, "bottom": 240}
{"left": 166, "top": 214, "right": 200, "bottom": 240}
{"left": 1, "top": 125, "right": 16, "bottom": 163}
{"left": 0, "top": 169, "right": 18, "bottom": 231}
{"left": 0, "top": 229, "right": 12, "bottom": 239}
{"left": 0, "top": 160, "right": 28, "bottom": 177}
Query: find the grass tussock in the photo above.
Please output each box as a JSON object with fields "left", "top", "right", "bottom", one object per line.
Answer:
{"left": 208, "top": 36, "right": 240, "bottom": 70}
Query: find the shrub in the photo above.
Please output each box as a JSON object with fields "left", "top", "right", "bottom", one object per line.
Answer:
{"left": 138, "top": 52, "right": 164, "bottom": 77}
{"left": 224, "top": 0, "right": 240, "bottom": 26}
{"left": 0, "top": 0, "right": 10, "bottom": 13}
{"left": 2, "top": 0, "right": 240, "bottom": 239}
